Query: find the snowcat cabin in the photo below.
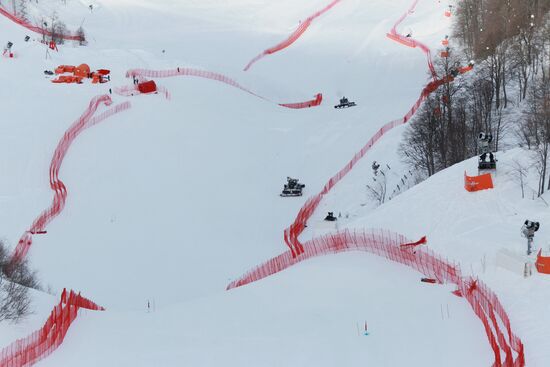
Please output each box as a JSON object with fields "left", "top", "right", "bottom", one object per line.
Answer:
{"left": 281, "top": 177, "right": 304, "bottom": 197}
{"left": 478, "top": 155, "right": 496, "bottom": 171}
{"left": 334, "top": 97, "right": 357, "bottom": 109}
{"left": 477, "top": 132, "right": 496, "bottom": 172}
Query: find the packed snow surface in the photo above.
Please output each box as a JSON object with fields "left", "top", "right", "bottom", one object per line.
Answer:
{"left": 0, "top": 0, "right": 548, "bottom": 366}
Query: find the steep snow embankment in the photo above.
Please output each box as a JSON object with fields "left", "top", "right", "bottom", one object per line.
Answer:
{"left": 343, "top": 149, "right": 550, "bottom": 366}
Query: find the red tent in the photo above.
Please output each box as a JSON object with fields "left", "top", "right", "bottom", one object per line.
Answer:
{"left": 137, "top": 80, "right": 157, "bottom": 94}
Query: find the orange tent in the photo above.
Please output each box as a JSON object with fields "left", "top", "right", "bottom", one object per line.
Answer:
{"left": 55, "top": 65, "right": 75, "bottom": 74}
{"left": 52, "top": 75, "right": 83, "bottom": 84}
{"left": 74, "top": 64, "right": 91, "bottom": 78}
{"left": 536, "top": 250, "right": 550, "bottom": 274}
{"left": 464, "top": 171, "right": 494, "bottom": 192}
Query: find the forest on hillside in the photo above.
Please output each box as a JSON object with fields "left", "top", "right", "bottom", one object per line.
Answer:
{"left": 401, "top": 0, "right": 550, "bottom": 195}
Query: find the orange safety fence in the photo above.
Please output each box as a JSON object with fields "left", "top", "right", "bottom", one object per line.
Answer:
{"left": 464, "top": 171, "right": 494, "bottom": 192}
{"left": 243, "top": 0, "right": 342, "bottom": 71}
{"left": 227, "top": 229, "right": 525, "bottom": 366}
{"left": 0, "top": 6, "right": 84, "bottom": 42}
{"left": 126, "top": 68, "right": 322, "bottom": 109}
{"left": 10, "top": 96, "right": 131, "bottom": 265}
{"left": 536, "top": 250, "right": 550, "bottom": 274}
{"left": 0, "top": 290, "right": 104, "bottom": 367}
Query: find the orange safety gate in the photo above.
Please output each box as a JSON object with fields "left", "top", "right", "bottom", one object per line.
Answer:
{"left": 464, "top": 171, "right": 494, "bottom": 192}
{"left": 536, "top": 250, "right": 550, "bottom": 274}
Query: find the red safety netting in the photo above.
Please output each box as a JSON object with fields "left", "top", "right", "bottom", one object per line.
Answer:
{"left": 10, "top": 96, "right": 131, "bottom": 264}
{"left": 227, "top": 229, "right": 525, "bottom": 366}
{"left": 0, "top": 6, "right": 84, "bottom": 42}
{"left": 284, "top": 94, "right": 424, "bottom": 257}
{"left": 243, "top": 0, "right": 342, "bottom": 71}
{"left": 126, "top": 68, "right": 322, "bottom": 109}
{"left": 0, "top": 290, "right": 104, "bottom": 367}
{"left": 282, "top": 0, "right": 471, "bottom": 259}
{"left": 280, "top": 93, "right": 323, "bottom": 109}
{"left": 385, "top": 0, "right": 438, "bottom": 81}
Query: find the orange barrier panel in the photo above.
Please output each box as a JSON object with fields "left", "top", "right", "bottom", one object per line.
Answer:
{"left": 536, "top": 250, "right": 550, "bottom": 274}
{"left": 465, "top": 171, "right": 494, "bottom": 192}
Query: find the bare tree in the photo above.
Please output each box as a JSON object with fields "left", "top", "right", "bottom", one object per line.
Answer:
{"left": 0, "top": 241, "right": 36, "bottom": 322}
{"left": 76, "top": 26, "right": 87, "bottom": 46}
{"left": 518, "top": 71, "right": 550, "bottom": 196}
{"left": 366, "top": 163, "right": 389, "bottom": 205}
{"left": 507, "top": 159, "right": 530, "bottom": 198}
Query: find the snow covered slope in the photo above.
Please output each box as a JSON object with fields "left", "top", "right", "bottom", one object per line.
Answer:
{"left": 1, "top": 0, "right": 545, "bottom": 366}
